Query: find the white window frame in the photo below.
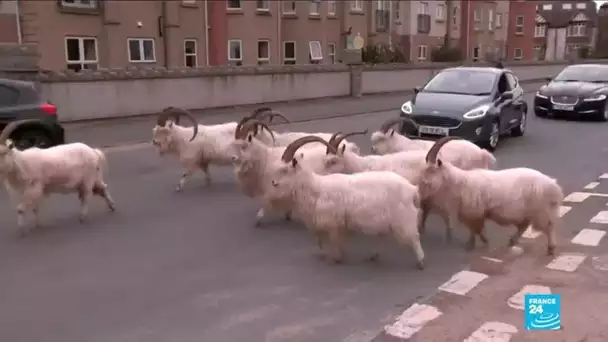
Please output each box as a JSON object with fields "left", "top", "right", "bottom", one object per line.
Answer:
{"left": 472, "top": 45, "right": 480, "bottom": 61}
{"left": 309, "top": 41, "right": 323, "bottom": 61}
{"left": 418, "top": 2, "right": 429, "bottom": 15}
{"left": 351, "top": 0, "right": 363, "bottom": 11}
{"left": 257, "top": 39, "right": 270, "bottom": 64}
{"left": 327, "top": 43, "right": 336, "bottom": 64}
{"left": 60, "top": 0, "right": 97, "bottom": 9}
{"left": 395, "top": 1, "right": 400, "bottom": 20}
{"left": 562, "top": 3, "right": 572, "bottom": 10}
{"left": 65, "top": 36, "right": 99, "bottom": 70}
{"left": 568, "top": 23, "right": 585, "bottom": 37}
{"left": 417, "top": 45, "right": 427, "bottom": 62}
{"left": 282, "top": 1, "right": 296, "bottom": 14}
{"left": 576, "top": 3, "right": 586, "bottom": 9}
{"left": 435, "top": 4, "right": 445, "bottom": 21}
{"left": 474, "top": 9, "right": 481, "bottom": 22}
{"left": 488, "top": 8, "right": 494, "bottom": 30}
{"left": 256, "top": 0, "right": 269, "bottom": 11}
{"left": 452, "top": 6, "right": 458, "bottom": 26}
{"left": 327, "top": 0, "right": 336, "bottom": 15}
{"left": 533, "top": 45, "right": 541, "bottom": 60}
{"left": 227, "top": 39, "right": 242, "bottom": 62}
{"left": 127, "top": 38, "right": 156, "bottom": 63}
{"left": 534, "top": 24, "right": 546, "bottom": 37}
{"left": 183, "top": 39, "right": 197, "bottom": 67}
{"left": 227, "top": 0, "right": 241, "bottom": 10}
{"left": 309, "top": 0, "right": 320, "bottom": 15}
{"left": 542, "top": 4, "right": 552, "bottom": 10}
{"left": 181, "top": 0, "right": 196, "bottom": 4}
{"left": 515, "top": 15, "right": 524, "bottom": 34}
{"left": 496, "top": 13, "right": 503, "bottom": 28}
{"left": 283, "top": 41, "right": 296, "bottom": 64}
{"left": 514, "top": 48, "right": 523, "bottom": 60}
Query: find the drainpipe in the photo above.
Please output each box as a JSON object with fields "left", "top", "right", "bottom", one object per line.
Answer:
{"left": 465, "top": 0, "right": 470, "bottom": 60}
{"left": 161, "top": 0, "right": 169, "bottom": 67}
{"left": 15, "top": 0, "right": 22, "bottom": 44}
{"left": 277, "top": 1, "right": 281, "bottom": 64}
{"left": 204, "top": 0, "right": 209, "bottom": 66}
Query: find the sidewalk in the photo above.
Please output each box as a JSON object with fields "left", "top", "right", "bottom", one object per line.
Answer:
{"left": 64, "top": 82, "right": 545, "bottom": 149}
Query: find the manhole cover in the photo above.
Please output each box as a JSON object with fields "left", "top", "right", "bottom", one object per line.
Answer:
{"left": 591, "top": 255, "right": 608, "bottom": 271}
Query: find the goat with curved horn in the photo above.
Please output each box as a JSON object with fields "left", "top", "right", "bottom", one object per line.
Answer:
{"left": 0, "top": 120, "right": 28, "bottom": 144}
{"left": 235, "top": 119, "right": 276, "bottom": 143}
{"left": 425, "top": 136, "right": 463, "bottom": 164}
{"left": 379, "top": 117, "right": 418, "bottom": 134}
{"left": 327, "top": 129, "right": 368, "bottom": 154}
{"left": 157, "top": 107, "right": 199, "bottom": 141}
{"left": 282, "top": 136, "right": 336, "bottom": 163}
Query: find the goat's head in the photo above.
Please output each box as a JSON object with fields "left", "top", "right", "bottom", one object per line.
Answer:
{"left": 418, "top": 136, "right": 462, "bottom": 197}
{"left": 321, "top": 130, "right": 368, "bottom": 174}
{"left": 230, "top": 119, "right": 274, "bottom": 165}
{"left": 152, "top": 107, "right": 199, "bottom": 154}
{"left": 370, "top": 117, "right": 418, "bottom": 154}
{"left": 0, "top": 120, "right": 28, "bottom": 174}
{"left": 234, "top": 107, "right": 289, "bottom": 142}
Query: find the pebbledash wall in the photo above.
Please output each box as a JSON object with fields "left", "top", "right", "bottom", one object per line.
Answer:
{"left": 27, "top": 59, "right": 608, "bottom": 122}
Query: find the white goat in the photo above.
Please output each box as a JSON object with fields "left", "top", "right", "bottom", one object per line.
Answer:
{"left": 370, "top": 117, "right": 496, "bottom": 170}
{"left": 0, "top": 120, "right": 116, "bottom": 233}
{"left": 152, "top": 107, "right": 237, "bottom": 191}
{"left": 418, "top": 136, "right": 563, "bottom": 255}
{"left": 266, "top": 135, "right": 425, "bottom": 269}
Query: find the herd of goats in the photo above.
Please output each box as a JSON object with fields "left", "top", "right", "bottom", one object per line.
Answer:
{"left": 0, "top": 107, "right": 564, "bottom": 270}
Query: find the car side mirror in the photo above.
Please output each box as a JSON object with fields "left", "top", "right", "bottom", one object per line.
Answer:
{"left": 500, "top": 92, "right": 514, "bottom": 100}
{"left": 414, "top": 86, "right": 421, "bottom": 94}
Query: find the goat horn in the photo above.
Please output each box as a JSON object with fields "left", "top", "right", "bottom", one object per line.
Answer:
{"left": 252, "top": 121, "right": 275, "bottom": 142}
{"left": 156, "top": 107, "right": 175, "bottom": 126}
{"left": 249, "top": 107, "right": 273, "bottom": 119}
{"left": 425, "top": 136, "right": 462, "bottom": 164}
{"left": 282, "top": 136, "right": 336, "bottom": 163}
{"left": 331, "top": 129, "right": 368, "bottom": 151}
{"left": 166, "top": 107, "right": 199, "bottom": 141}
{"left": 235, "top": 115, "right": 256, "bottom": 139}
{"left": 0, "top": 120, "right": 28, "bottom": 144}
{"left": 256, "top": 110, "right": 290, "bottom": 125}
{"left": 326, "top": 132, "right": 343, "bottom": 154}
{"left": 379, "top": 117, "right": 418, "bottom": 133}
{"left": 235, "top": 119, "right": 275, "bottom": 142}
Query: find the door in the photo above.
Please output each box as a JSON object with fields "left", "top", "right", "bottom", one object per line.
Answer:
{"left": 495, "top": 73, "right": 515, "bottom": 133}
{"left": 505, "top": 72, "right": 525, "bottom": 129}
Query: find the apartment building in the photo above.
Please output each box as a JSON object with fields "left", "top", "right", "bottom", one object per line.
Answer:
{"left": 534, "top": 0, "right": 598, "bottom": 61}
{"left": 0, "top": 0, "right": 19, "bottom": 43}
{"left": 506, "top": 0, "right": 535, "bottom": 61}
{"left": 458, "top": 1, "right": 509, "bottom": 61}
{"left": 596, "top": 3, "right": 608, "bottom": 57}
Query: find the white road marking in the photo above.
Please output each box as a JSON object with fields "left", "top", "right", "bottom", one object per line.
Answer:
{"left": 523, "top": 206, "right": 570, "bottom": 239}
{"left": 384, "top": 303, "right": 442, "bottom": 339}
{"left": 590, "top": 211, "right": 608, "bottom": 224}
{"left": 564, "top": 192, "right": 592, "bottom": 202}
{"left": 438, "top": 270, "right": 489, "bottom": 296}
{"left": 463, "top": 321, "right": 518, "bottom": 342}
{"left": 584, "top": 182, "right": 600, "bottom": 189}
{"left": 571, "top": 229, "right": 606, "bottom": 246}
{"left": 599, "top": 173, "right": 608, "bottom": 179}
{"left": 481, "top": 256, "right": 503, "bottom": 263}
{"left": 507, "top": 284, "right": 552, "bottom": 310}
{"left": 546, "top": 253, "right": 587, "bottom": 272}
{"left": 558, "top": 205, "right": 572, "bottom": 217}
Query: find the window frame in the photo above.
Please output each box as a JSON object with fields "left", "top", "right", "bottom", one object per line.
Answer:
{"left": 327, "top": 0, "right": 336, "bottom": 15}
{"left": 227, "top": 0, "right": 241, "bottom": 10}
{"left": 327, "top": 43, "right": 336, "bottom": 64}
{"left": 488, "top": 8, "right": 494, "bottom": 30}
{"left": 351, "top": 0, "right": 363, "bottom": 11}
{"left": 576, "top": 3, "right": 586, "bottom": 10}
{"left": 184, "top": 39, "right": 198, "bottom": 67}
{"left": 65, "top": 36, "right": 99, "bottom": 71}
{"left": 181, "top": 0, "right": 196, "bottom": 4}
{"left": 534, "top": 24, "right": 546, "bottom": 37}
{"left": 472, "top": 45, "right": 480, "bottom": 61}
{"left": 60, "top": 0, "right": 97, "bottom": 9}
{"left": 514, "top": 48, "right": 523, "bottom": 61}
{"left": 562, "top": 3, "right": 572, "bottom": 10}
{"left": 435, "top": 4, "right": 445, "bottom": 21}
{"left": 515, "top": 15, "right": 524, "bottom": 34}
{"left": 127, "top": 38, "right": 156, "bottom": 63}
{"left": 256, "top": 0, "right": 270, "bottom": 11}
{"left": 257, "top": 39, "right": 270, "bottom": 65}
{"left": 568, "top": 23, "right": 585, "bottom": 37}
{"left": 496, "top": 12, "right": 503, "bottom": 28}
{"left": 309, "top": 0, "right": 320, "bottom": 15}
{"left": 282, "top": 0, "right": 296, "bottom": 14}
{"left": 227, "top": 39, "right": 243, "bottom": 62}
{"left": 309, "top": 40, "right": 323, "bottom": 61}
{"left": 542, "top": 4, "right": 552, "bottom": 10}
{"left": 283, "top": 41, "right": 296, "bottom": 64}
{"left": 417, "top": 45, "right": 428, "bottom": 62}
{"left": 418, "top": 2, "right": 429, "bottom": 15}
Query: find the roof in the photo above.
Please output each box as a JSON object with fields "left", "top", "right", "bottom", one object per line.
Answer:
{"left": 536, "top": 1, "right": 598, "bottom": 28}
{"left": 0, "top": 78, "right": 35, "bottom": 89}
{"left": 445, "top": 67, "right": 507, "bottom": 75}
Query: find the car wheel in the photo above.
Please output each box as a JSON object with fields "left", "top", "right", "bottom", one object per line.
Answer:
{"left": 511, "top": 109, "right": 527, "bottom": 137}
{"left": 535, "top": 109, "right": 547, "bottom": 118}
{"left": 484, "top": 121, "right": 500, "bottom": 152}
{"left": 597, "top": 104, "right": 608, "bottom": 122}
{"left": 12, "top": 128, "right": 54, "bottom": 150}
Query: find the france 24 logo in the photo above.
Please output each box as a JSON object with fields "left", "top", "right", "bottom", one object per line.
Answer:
{"left": 525, "top": 294, "right": 561, "bottom": 330}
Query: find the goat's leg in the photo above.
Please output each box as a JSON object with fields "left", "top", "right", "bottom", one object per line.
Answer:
{"left": 418, "top": 201, "right": 430, "bottom": 235}
{"left": 438, "top": 209, "right": 453, "bottom": 243}
{"left": 410, "top": 235, "right": 425, "bottom": 270}
{"left": 16, "top": 186, "right": 43, "bottom": 235}
{"left": 93, "top": 182, "right": 116, "bottom": 212}
{"left": 546, "top": 228, "right": 557, "bottom": 256}
{"left": 327, "top": 229, "right": 346, "bottom": 264}
{"left": 77, "top": 187, "right": 93, "bottom": 223}
{"left": 198, "top": 160, "right": 211, "bottom": 187}
{"left": 464, "top": 219, "right": 483, "bottom": 251}
{"left": 314, "top": 231, "right": 328, "bottom": 259}
{"left": 508, "top": 222, "right": 529, "bottom": 247}
{"left": 175, "top": 165, "right": 197, "bottom": 192}
{"left": 284, "top": 210, "right": 292, "bottom": 221}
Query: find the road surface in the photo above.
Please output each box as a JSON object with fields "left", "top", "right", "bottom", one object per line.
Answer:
{"left": 1, "top": 91, "right": 607, "bottom": 342}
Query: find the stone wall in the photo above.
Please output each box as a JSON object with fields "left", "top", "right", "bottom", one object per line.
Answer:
{"left": 9, "top": 58, "right": 608, "bottom": 122}
{"left": 0, "top": 43, "right": 39, "bottom": 70}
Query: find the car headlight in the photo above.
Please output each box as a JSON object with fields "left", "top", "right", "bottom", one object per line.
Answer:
{"left": 535, "top": 91, "right": 548, "bottom": 99}
{"left": 583, "top": 94, "right": 607, "bottom": 102}
{"left": 462, "top": 104, "right": 491, "bottom": 120}
{"left": 401, "top": 101, "right": 413, "bottom": 114}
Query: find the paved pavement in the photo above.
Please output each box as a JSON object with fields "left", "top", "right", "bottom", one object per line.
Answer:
{"left": 0, "top": 90, "right": 607, "bottom": 342}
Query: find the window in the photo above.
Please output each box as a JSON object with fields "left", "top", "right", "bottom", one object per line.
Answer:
{"left": 65, "top": 37, "right": 98, "bottom": 71}
{"left": 505, "top": 73, "right": 518, "bottom": 90}
{"left": 283, "top": 41, "right": 296, "bottom": 64}
{"left": 562, "top": 3, "right": 572, "bottom": 10}
{"left": 256, "top": 0, "right": 269, "bottom": 10}
{"left": 228, "top": 39, "right": 242, "bottom": 64}
{"left": 182, "top": 0, "right": 196, "bottom": 4}
{"left": 534, "top": 24, "right": 546, "bottom": 37}
{"left": 452, "top": 6, "right": 458, "bottom": 26}
{"left": 424, "top": 69, "right": 498, "bottom": 95}
{"left": 542, "top": 4, "right": 552, "bottom": 10}
{"left": 533, "top": 45, "right": 542, "bottom": 60}
{"left": 488, "top": 9, "right": 494, "bottom": 30}
{"left": 567, "top": 44, "right": 580, "bottom": 55}
{"left": 227, "top": 0, "right": 241, "bottom": 9}
{"left": 128, "top": 38, "right": 155, "bottom": 63}
{"left": 435, "top": 4, "right": 445, "bottom": 20}
{"left": 376, "top": 0, "right": 390, "bottom": 30}
{"left": 417, "top": 45, "right": 427, "bottom": 61}
{"left": 568, "top": 23, "right": 585, "bottom": 37}
{"left": 395, "top": 2, "right": 400, "bottom": 20}
{"left": 515, "top": 16, "right": 524, "bottom": 34}
{"left": 282, "top": 1, "right": 296, "bottom": 14}
{"left": 0, "top": 85, "right": 19, "bottom": 106}
{"left": 554, "top": 65, "right": 608, "bottom": 83}
{"left": 418, "top": 2, "right": 429, "bottom": 15}
{"left": 474, "top": 9, "right": 481, "bottom": 21}
{"left": 309, "top": 41, "right": 322, "bottom": 61}
{"left": 327, "top": 0, "right": 336, "bottom": 15}
{"left": 327, "top": 43, "right": 336, "bottom": 64}
{"left": 351, "top": 0, "right": 363, "bottom": 11}
{"left": 309, "top": 0, "right": 320, "bottom": 15}
{"left": 576, "top": 3, "right": 586, "bottom": 9}
{"left": 257, "top": 40, "right": 270, "bottom": 65}
{"left": 472, "top": 46, "right": 480, "bottom": 61}
{"left": 60, "top": 0, "right": 97, "bottom": 9}
{"left": 496, "top": 13, "right": 502, "bottom": 28}
{"left": 184, "top": 39, "right": 197, "bottom": 67}
{"left": 514, "top": 48, "right": 523, "bottom": 60}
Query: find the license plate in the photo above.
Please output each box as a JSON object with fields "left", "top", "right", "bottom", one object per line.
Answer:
{"left": 553, "top": 104, "right": 574, "bottom": 111}
{"left": 418, "top": 125, "right": 449, "bottom": 136}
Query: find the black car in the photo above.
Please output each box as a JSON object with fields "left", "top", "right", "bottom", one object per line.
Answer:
{"left": 0, "top": 78, "right": 65, "bottom": 149}
{"left": 534, "top": 64, "right": 608, "bottom": 121}
{"left": 399, "top": 67, "right": 527, "bottom": 151}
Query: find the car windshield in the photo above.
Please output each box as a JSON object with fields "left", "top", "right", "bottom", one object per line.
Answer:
{"left": 422, "top": 69, "right": 496, "bottom": 95}
{"left": 553, "top": 66, "right": 608, "bottom": 83}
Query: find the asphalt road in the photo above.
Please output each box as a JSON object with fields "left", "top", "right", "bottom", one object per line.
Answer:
{"left": 1, "top": 92, "right": 608, "bottom": 342}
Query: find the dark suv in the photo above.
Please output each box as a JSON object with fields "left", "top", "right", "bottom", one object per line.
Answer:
{"left": 0, "top": 78, "right": 65, "bottom": 149}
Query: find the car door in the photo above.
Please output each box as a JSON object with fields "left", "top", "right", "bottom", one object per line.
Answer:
{"left": 0, "top": 84, "right": 21, "bottom": 124}
{"left": 495, "top": 73, "right": 514, "bottom": 133}
{"left": 505, "top": 72, "right": 524, "bottom": 129}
